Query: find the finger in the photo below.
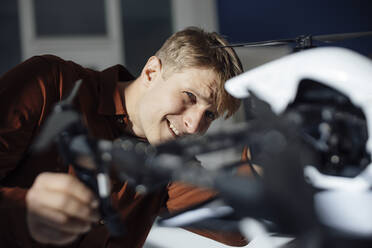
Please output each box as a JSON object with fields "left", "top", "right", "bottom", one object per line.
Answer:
{"left": 29, "top": 218, "right": 79, "bottom": 245}
{"left": 27, "top": 188, "right": 100, "bottom": 222}
{"left": 34, "top": 173, "right": 99, "bottom": 206}
{"left": 28, "top": 210, "right": 92, "bottom": 235}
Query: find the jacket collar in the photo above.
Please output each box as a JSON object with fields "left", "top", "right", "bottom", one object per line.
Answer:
{"left": 98, "top": 64, "right": 135, "bottom": 116}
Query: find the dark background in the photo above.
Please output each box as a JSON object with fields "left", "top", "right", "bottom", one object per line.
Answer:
{"left": 217, "top": 0, "right": 372, "bottom": 55}
{"left": 1, "top": 0, "right": 371, "bottom": 75}
{"left": 0, "top": 0, "right": 172, "bottom": 76}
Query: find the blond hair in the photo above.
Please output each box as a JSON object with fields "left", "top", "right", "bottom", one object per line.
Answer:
{"left": 155, "top": 27, "right": 243, "bottom": 119}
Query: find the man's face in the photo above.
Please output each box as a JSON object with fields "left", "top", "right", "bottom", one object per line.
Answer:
{"left": 136, "top": 67, "right": 220, "bottom": 144}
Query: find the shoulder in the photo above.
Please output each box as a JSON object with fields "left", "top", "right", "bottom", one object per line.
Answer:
{"left": 1, "top": 55, "right": 83, "bottom": 82}
{"left": 20, "top": 54, "right": 69, "bottom": 69}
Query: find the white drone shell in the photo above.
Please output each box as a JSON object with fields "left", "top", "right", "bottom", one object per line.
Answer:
{"left": 225, "top": 47, "right": 372, "bottom": 155}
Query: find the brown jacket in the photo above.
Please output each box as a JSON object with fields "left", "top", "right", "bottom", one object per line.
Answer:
{"left": 0, "top": 55, "right": 247, "bottom": 247}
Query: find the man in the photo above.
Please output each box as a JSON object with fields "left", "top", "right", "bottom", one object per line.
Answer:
{"left": 0, "top": 27, "right": 246, "bottom": 247}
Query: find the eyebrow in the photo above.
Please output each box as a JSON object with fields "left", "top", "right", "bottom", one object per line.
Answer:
{"left": 195, "top": 91, "right": 212, "bottom": 103}
{"left": 189, "top": 84, "right": 217, "bottom": 109}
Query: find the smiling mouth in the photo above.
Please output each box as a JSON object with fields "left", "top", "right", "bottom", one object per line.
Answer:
{"left": 167, "top": 119, "right": 180, "bottom": 137}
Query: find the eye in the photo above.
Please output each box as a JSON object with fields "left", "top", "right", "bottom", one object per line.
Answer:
{"left": 184, "top": 91, "right": 196, "bottom": 103}
{"left": 205, "top": 111, "right": 216, "bottom": 121}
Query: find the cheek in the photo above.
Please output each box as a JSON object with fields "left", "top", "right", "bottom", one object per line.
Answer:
{"left": 142, "top": 86, "right": 186, "bottom": 123}
{"left": 158, "top": 96, "right": 185, "bottom": 115}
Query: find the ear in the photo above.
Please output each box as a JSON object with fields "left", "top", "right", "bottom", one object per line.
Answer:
{"left": 141, "top": 56, "right": 162, "bottom": 87}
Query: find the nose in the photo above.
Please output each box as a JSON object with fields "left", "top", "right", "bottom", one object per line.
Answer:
{"left": 184, "top": 109, "right": 205, "bottom": 134}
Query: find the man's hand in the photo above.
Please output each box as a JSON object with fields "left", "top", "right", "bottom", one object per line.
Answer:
{"left": 26, "top": 172, "right": 100, "bottom": 245}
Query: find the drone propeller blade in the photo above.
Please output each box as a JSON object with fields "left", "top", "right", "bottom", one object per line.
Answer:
{"left": 32, "top": 110, "right": 80, "bottom": 151}
{"left": 313, "top": 31, "right": 372, "bottom": 43}
{"left": 32, "top": 79, "right": 83, "bottom": 152}
{"left": 63, "top": 79, "right": 83, "bottom": 104}
{"left": 220, "top": 31, "right": 372, "bottom": 50}
{"left": 218, "top": 39, "right": 294, "bottom": 48}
